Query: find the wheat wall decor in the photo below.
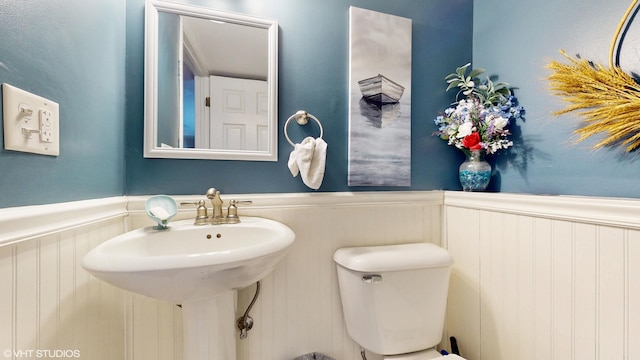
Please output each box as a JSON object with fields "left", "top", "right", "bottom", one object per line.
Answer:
{"left": 547, "top": 0, "right": 640, "bottom": 152}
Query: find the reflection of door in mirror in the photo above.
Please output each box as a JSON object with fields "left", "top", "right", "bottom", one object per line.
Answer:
{"left": 181, "top": 15, "right": 269, "bottom": 151}
{"left": 208, "top": 76, "right": 268, "bottom": 151}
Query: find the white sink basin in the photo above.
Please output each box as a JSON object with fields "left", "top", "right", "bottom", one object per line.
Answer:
{"left": 82, "top": 217, "right": 295, "bottom": 303}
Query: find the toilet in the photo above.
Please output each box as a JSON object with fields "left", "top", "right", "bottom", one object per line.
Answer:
{"left": 334, "top": 242, "right": 455, "bottom": 360}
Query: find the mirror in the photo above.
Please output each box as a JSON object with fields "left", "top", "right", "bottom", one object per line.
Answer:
{"left": 144, "top": 0, "right": 278, "bottom": 161}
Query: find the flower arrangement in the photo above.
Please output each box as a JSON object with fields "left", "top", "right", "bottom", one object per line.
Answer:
{"left": 433, "top": 63, "right": 524, "bottom": 155}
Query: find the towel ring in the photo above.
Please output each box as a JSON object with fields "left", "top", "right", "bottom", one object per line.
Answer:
{"left": 284, "top": 110, "right": 324, "bottom": 147}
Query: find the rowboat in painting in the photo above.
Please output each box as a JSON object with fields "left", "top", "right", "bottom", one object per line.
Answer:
{"left": 358, "top": 74, "right": 405, "bottom": 105}
{"left": 358, "top": 98, "right": 401, "bottom": 128}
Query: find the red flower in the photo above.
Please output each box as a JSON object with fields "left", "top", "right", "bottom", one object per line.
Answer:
{"left": 462, "top": 132, "right": 482, "bottom": 150}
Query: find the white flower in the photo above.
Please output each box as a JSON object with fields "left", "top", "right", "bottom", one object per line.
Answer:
{"left": 492, "top": 115, "right": 509, "bottom": 130}
{"left": 456, "top": 122, "right": 473, "bottom": 138}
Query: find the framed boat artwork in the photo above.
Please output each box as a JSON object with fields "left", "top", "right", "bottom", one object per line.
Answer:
{"left": 347, "top": 6, "right": 412, "bottom": 186}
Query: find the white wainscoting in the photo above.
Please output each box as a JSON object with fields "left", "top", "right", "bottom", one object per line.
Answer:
{"left": 0, "top": 197, "right": 128, "bottom": 360}
{"left": 0, "top": 192, "right": 443, "bottom": 360}
{"left": 3, "top": 191, "right": 637, "bottom": 360}
{"left": 125, "top": 191, "right": 444, "bottom": 360}
{"left": 444, "top": 192, "right": 640, "bottom": 360}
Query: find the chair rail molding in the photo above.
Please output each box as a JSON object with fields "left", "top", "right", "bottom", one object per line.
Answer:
{"left": 126, "top": 190, "right": 445, "bottom": 213}
{"left": 445, "top": 191, "right": 640, "bottom": 229}
{"left": 3, "top": 190, "right": 640, "bottom": 246}
{"left": 0, "top": 197, "right": 128, "bottom": 246}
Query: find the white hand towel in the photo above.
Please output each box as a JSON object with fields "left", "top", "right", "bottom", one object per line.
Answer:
{"left": 305, "top": 137, "right": 327, "bottom": 189}
{"left": 288, "top": 137, "right": 327, "bottom": 190}
{"left": 287, "top": 137, "right": 313, "bottom": 178}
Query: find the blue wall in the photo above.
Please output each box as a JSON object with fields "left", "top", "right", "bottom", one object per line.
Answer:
{"left": 473, "top": 0, "right": 640, "bottom": 198}
{"left": 125, "top": 0, "right": 473, "bottom": 195}
{"left": 8, "top": 0, "right": 639, "bottom": 207}
{"left": 0, "top": 0, "right": 127, "bottom": 208}
{"left": 0, "top": 0, "right": 470, "bottom": 208}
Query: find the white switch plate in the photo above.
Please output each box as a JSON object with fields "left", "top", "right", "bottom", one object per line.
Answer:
{"left": 2, "top": 83, "right": 60, "bottom": 156}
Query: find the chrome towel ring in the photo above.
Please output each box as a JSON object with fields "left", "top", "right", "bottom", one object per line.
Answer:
{"left": 284, "top": 110, "right": 324, "bottom": 147}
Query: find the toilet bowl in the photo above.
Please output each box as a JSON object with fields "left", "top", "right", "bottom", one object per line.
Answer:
{"left": 334, "top": 243, "right": 454, "bottom": 360}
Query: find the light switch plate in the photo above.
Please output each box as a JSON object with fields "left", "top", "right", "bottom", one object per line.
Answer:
{"left": 2, "top": 83, "right": 60, "bottom": 156}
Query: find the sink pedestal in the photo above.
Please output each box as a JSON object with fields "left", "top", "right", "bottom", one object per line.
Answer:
{"left": 182, "top": 291, "right": 237, "bottom": 360}
{"left": 82, "top": 216, "right": 295, "bottom": 360}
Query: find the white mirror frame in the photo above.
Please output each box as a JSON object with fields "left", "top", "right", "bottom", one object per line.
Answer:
{"left": 144, "top": 0, "right": 279, "bottom": 161}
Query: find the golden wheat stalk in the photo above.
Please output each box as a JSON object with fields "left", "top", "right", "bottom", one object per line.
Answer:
{"left": 547, "top": 50, "right": 640, "bottom": 152}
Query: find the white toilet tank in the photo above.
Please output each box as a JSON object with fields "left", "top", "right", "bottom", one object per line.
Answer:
{"left": 334, "top": 243, "right": 453, "bottom": 356}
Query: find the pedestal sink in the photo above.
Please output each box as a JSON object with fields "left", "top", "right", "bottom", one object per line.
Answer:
{"left": 82, "top": 217, "right": 295, "bottom": 360}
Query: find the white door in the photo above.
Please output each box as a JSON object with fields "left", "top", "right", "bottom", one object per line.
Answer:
{"left": 209, "top": 75, "right": 269, "bottom": 151}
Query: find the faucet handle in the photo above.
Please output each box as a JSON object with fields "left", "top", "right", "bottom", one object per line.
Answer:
{"left": 180, "top": 200, "right": 209, "bottom": 225}
{"left": 226, "top": 200, "right": 253, "bottom": 223}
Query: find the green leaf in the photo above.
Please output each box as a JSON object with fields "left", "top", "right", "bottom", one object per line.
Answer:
{"left": 493, "top": 81, "right": 510, "bottom": 90}
{"left": 457, "top": 63, "right": 471, "bottom": 73}
{"left": 446, "top": 81, "right": 460, "bottom": 92}
{"left": 497, "top": 87, "right": 511, "bottom": 96}
{"left": 445, "top": 73, "right": 458, "bottom": 81}
{"left": 456, "top": 63, "right": 471, "bottom": 77}
{"left": 468, "top": 68, "right": 485, "bottom": 78}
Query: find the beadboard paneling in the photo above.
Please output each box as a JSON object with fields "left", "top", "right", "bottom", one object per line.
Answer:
{"left": 444, "top": 194, "right": 640, "bottom": 360}
{"left": 5, "top": 191, "right": 639, "bottom": 360}
{"left": 0, "top": 217, "right": 126, "bottom": 360}
{"left": 126, "top": 191, "right": 444, "bottom": 360}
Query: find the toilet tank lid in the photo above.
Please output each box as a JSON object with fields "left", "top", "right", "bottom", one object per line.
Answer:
{"left": 333, "top": 243, "right": 453, "bottom": 272}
